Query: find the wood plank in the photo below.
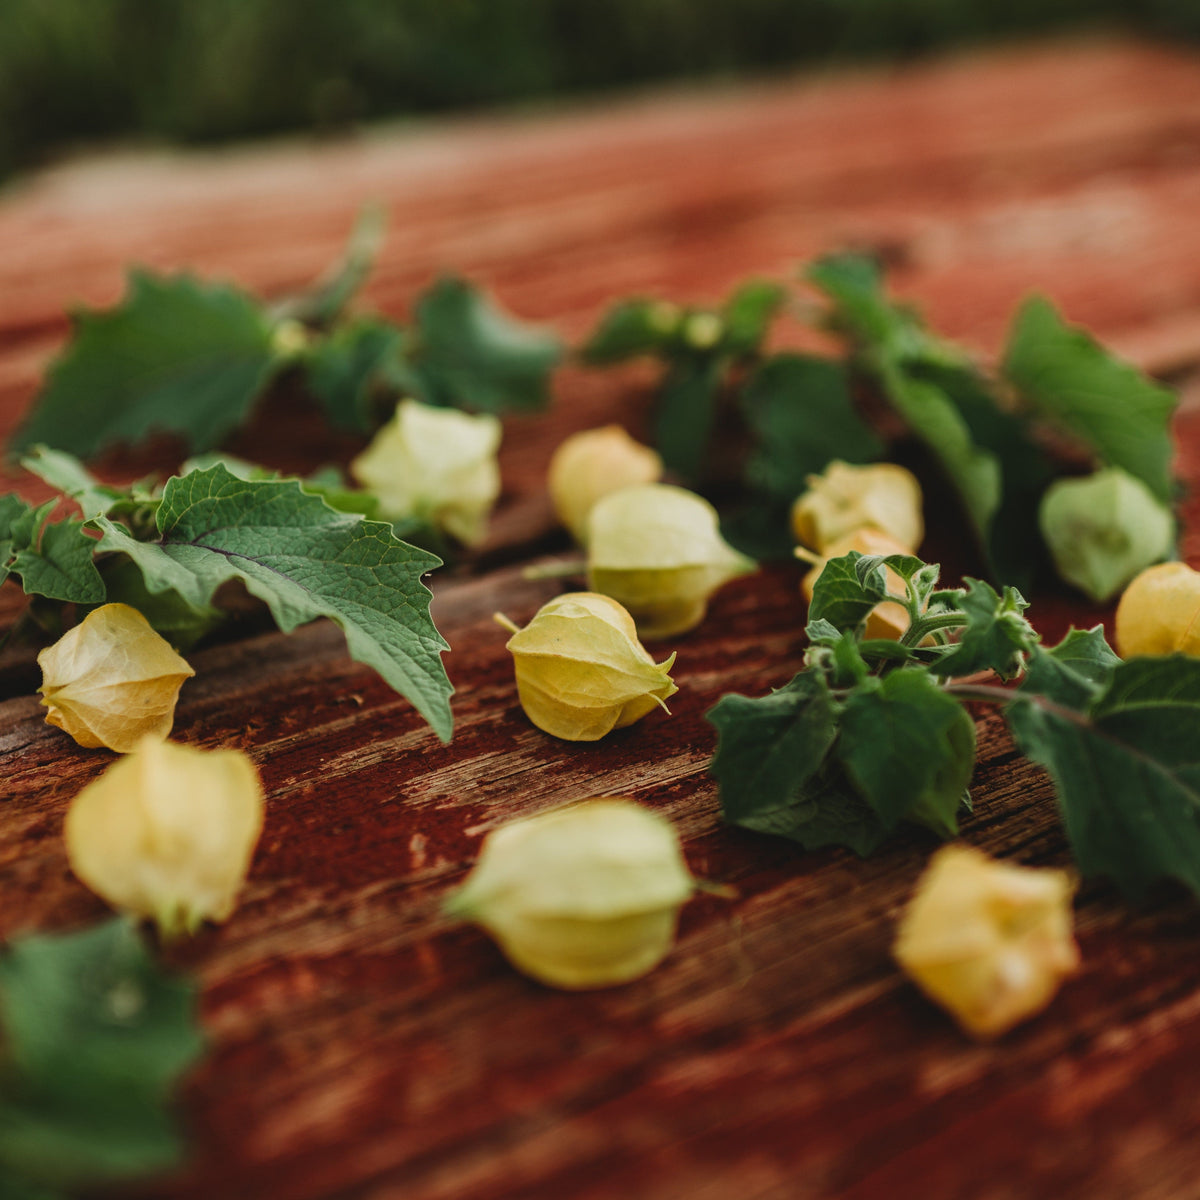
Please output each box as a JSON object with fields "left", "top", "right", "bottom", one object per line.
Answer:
{"left": 2, "top": 35, "right": 1200, "bottom": 1200}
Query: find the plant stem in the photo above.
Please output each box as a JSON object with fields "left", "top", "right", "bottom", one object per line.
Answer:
{"left": 900, "top": 610, "right": 966, "bottom": 647}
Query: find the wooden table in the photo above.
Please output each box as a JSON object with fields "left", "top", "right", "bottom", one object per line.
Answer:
{"left": 3, "top": 36, "right": 1200, "bottom": 1200}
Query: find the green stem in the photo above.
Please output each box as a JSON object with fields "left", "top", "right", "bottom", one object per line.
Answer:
{"left": 900, "top": 610, "right": 967, "bottom": 648}
{"left": 944, "top": 681, "right": 1092, "bottom": 729}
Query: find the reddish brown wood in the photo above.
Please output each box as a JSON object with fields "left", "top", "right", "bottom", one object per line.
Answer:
{"left": 3, "top": 35, "right": 1200, "bottom": 1200}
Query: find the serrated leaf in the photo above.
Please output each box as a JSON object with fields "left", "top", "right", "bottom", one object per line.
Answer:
{"left": 408, "top": 276, "right": 562, "bottom": 413}
{"left": 9, "top": 519, "right": 104, "bottom": 604}
{"left": 1021, "top": 626, "right": 1122, "bottom": 710}
{"left": 1004, "top": 295, "right": 1177, "bottom": 501}
{"left": 837, "top": 669, "right": 976, "bottom": 836}
{"left": 0, "top": 495, "right": 31, "bottom": 588}
{"left": 720, "top": 280, "right": 786, "bottom": 357}
{"left": 0, "top": 917, "right": 204, "bottom": 1192}
{"left": 92, "top": 464, "right": 453, "bottom": 740}
{"left": 12, "top": 271, "right": 277, "bottom": 459}
{"left": 740, "top": 354, "right": 883, "bottom": 501}
{"left": 1007, "top": 656, "right": 1200, "bottom": 897}
{"left": 709, "top": 672, "right": 838, "bottom": 822}
{"left": 19, "top": 448, "right": 129, "bottom": 522}
{"left": 808, "top": 551, "right": 889, "bottom": 632}
{"left": 929, "top": 577, "right": 1037, "bottom": 680}
{"left": 303, "top": 317, "right": 406, "bottom": 433}
{"left": 579, "top": 298, "right": 680, "bottom": 363}
{"left": 653, "top": 354, "right": 725, "bottom": 480}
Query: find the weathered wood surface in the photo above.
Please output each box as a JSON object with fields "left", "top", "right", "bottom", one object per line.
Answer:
{"left": 3, "top": 36, "right": 1200, "bottom": 1200}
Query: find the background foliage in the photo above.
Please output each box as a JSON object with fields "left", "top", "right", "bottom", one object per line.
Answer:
{"left": 1, "top": 0, "right": 1197, "bottom": 180}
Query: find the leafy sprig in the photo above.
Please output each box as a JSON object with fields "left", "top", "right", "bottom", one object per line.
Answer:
{"left": 8, "top": 450, "right": 454, "bottom": 740}
{"left": 11, "top": 212, "right": 563, "bottom": 462}
{"left": 709, "top": 549, "right": 1200, "bottom": 899}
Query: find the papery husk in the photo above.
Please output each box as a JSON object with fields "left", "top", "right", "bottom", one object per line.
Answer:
{"left": 445, "top": 799, "right": 695, "bottom": 989}
{"left": 502, "top": 593, "right": 677, "bottom": 740}
{"left": 893, "top": 845, "right": 1079, "bottom": 1039}
{"left": 791, "top": 460, "right": 923, "bottom": 553}
{"left": 65, "top": 737, "right": 265, "bottom": 939}
{"left": 350, "top": 398, "right": 501, "bottom": 545}
{"left": 586, "top": 484, "right": 755, "bottom": 638}
{"left": 38, "top": 603, "right": 195, "bottom": 752}
{"left": 548, "top": 425, "right": 662, "bottom": 544}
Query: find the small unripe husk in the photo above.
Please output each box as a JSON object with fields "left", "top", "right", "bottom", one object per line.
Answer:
{"left": 1039, "top": 467, "right": 1174, "bottom": 603}
{"left": 498, "top": 593, "right": 677, "bottom": 741}
{"left": 587, "top": 484, "right": 756, "bottom": 638}
{"left": 38, "top": 603, "right": 195, "bottom": 752}
{"left": 65, "top": 737, "right": 265, "bottom": 939}
{"left": 894, "top": 845, "right": 1079, "bottom": 1040}
{"left": 445, "top": 799, "right": 695, "bottom": 989}
{"left": 350, "top": 398, "right": 501, "bottom": 545}
{"left": 547, "top": 426, "right": 662, "bottom": 544}
{"left": 1114, "top": 560, "right": 1200, "bottom": 658}
{"left": 791, "top": 460, "right": 924, "bottom": 553}
{"left": 801, "top": 528, "right": 914, "bottom": 641}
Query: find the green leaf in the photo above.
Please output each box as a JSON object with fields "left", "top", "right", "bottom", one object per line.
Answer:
{"left": 0, "top": 495, "right": 32, "bottom": 588}
{"left": 1004, "top": 295, "right": 1177, "bottom": 501}
{"left": 96, "top": 556, "right": 223, "bottom": 652}
{"left": 1021, "top": 626, "right": 1121, "bottom": 710}
{"left": 720, "top": 280, "right": 786, "bottom": 357}
{"left": 807, "top": 551, "right": 889, "bottom": 633}
{"left": 9, "top": 519, "right": 104, "bottom": 605}
{"left": 303, "top": 317, "right": 406, "bottom": 433}
{"left": 807, "top": 254, "right": 955, "bottom": 366}
{"left": 579, "top": 298, "right": 681, "bottom": 363}
{"left": 93, "top": 464, "right": 453, "bottom": 740}
{"left": 1007, "top": 656, "right": 1200, "bottom": 898}
{"left": 709, "top": 672, "right": 837, "bottom": 823}
{"left": 912, "top": 361, "right": 1053, "bottom": 592}
{"left": 740, "top": 354, "right": 883, "bottom": 501}
{"left": 19, "top": 448, "right": 130, "bottom": 521}
{"left": 0, "top": 917, "right": 204, "bottom": 1191}
{"left": 837, "top": 669, "right": 976, "bottom": 836}
{"left": 929, "top": 578, "right": 1037, "bottom": 681}
{"left": 654, "top": 354, "right": 725, "bottom": 480}
{"left": 708, "top": 672, "right": 889, "bottom": 856}
{"left": 408, "top": 276, "right": 562, "bottom": 413}
{"left": 12, "top": 271, "right": 277, "bottom": 459}
{"left": 880, "top": 364, "right": 1003, "bottom": 549}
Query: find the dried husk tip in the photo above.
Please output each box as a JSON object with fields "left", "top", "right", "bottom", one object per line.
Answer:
{"left": 893, "top": 845, "right": 1079, "bottom": 1039}
{"left": 445, "top": 799, "right": 696, "bottom": 989}
{"left": 65, "top": 737, "right": 265, "bottom": 940}
{"left": 586, "top": 483, "right": 756, "bottom": 639}
{"left": 38, "top": 602, "right": 195, "bottom": 752}
{"left": 497, "top": 593, "right": 677, "bottom": 741}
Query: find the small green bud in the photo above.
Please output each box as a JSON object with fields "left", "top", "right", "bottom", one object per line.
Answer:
{"left": 1039, "top": 467, "right": 1174, "bottom": 603}
{"left": 445, "top": 799, "right": 696, "bottom": 989}
{"left": 682, "top": 311, "right": 723, "bottom": 350}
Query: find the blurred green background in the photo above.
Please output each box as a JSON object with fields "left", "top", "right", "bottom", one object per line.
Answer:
{"left": 1, "top": 0, "right": 1196, "bottom": 180}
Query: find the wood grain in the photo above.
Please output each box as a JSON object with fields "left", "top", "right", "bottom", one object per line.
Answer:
{"left": 3, "top": 35, "right": 1200, "bottom": 1200}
